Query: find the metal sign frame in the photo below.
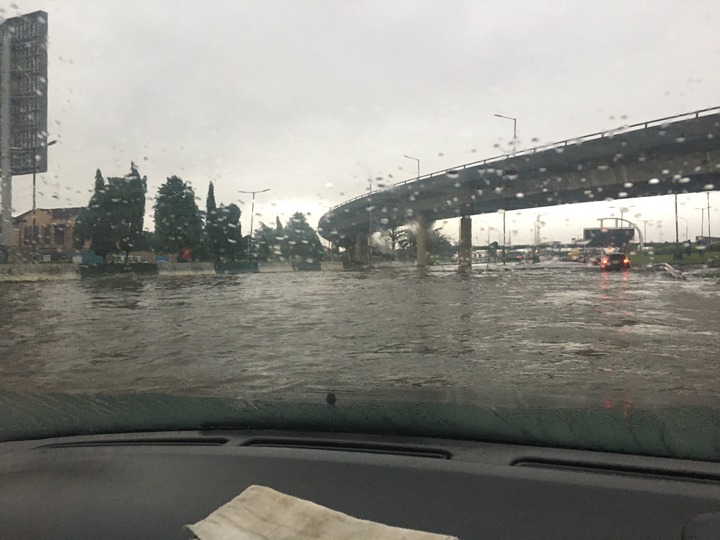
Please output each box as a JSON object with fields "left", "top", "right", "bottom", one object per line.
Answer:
{"left": 0, "top": 10, "right": 49, "bottom": 175}
{"left": 0, "top": 10, "right": 48, "bottom": 248}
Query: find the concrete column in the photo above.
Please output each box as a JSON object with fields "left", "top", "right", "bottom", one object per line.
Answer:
{"left": 416, "top": 214, "right": 431, "bottom": 268}
{"left": 355, "top": 232, "right": 368, "bottom": 262}
{"left": 458, "top": 216, "right": 472, "bottom": 273}
{"left": 1, "top": 32, "right": 13, "bottom": 250}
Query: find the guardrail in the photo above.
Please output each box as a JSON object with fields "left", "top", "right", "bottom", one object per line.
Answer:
{"left": 326, "top": 105, "right": 720, "bottom": 213}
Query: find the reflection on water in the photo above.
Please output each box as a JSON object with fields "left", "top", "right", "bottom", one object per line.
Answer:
{"left": 0, "top": 268, "right": 718, "bottom": 407}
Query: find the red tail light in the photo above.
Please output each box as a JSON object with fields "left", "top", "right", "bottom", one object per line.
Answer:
{"left": 623, "top": 258, "right": 630, "bottom": 264}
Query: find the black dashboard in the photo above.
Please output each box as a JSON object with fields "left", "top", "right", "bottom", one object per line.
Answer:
{"left": 1, "top": 430, "right": 719, "bottom": 539}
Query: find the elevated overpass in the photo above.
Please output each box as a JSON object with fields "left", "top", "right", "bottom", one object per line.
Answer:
{"left": 318, "top": 107, "right": 720, "bottom": 269}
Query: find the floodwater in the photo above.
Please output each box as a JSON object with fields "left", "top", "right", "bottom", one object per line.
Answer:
{"left": 1, "top": 265, "right": 719, "bottom": 408}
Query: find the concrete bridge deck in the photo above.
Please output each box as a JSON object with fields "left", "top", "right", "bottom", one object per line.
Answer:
{"left": 319, "top": 107, "right": 720, "bottom": 269}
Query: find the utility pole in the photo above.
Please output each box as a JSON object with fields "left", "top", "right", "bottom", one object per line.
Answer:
{"left": 30, "top": 140, "right": 56, "bottom": 259}
{"left": 0, "top": 29, "right": 12, "bottom": 252}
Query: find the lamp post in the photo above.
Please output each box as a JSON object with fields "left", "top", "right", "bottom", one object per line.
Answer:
{"left": 609, "top": 205, "right": 635, "bottom": 228}
{"left": 494, "top": 114, "right": 517, "bottom": 154}
{"left": 707, "top": 193, "right": 712, "bottom": 237}
{"left": 534, "top": 213, "right": 547, "bottom": 245}
{"left": 500, "top": 209, "right": 507, "bottom": 265}
{"left": 695, "top": 207, "right": 706, "bottom": 240}
{"left": 674, "top": 195, "right": 680, "bottom": 246}
{"left": 640, "top": 220, "right": 653, "bottom": 243}
{"left": 475, "top": 219, "right": 490, "bottom": 245}
{"left": 678, "top": 217, "right": 688, "bottom": 241}
{"left": 403, "top": 155, "right": 420, "bottom": 181}
{"left": 31, "top": 139, "right": 56, "bottom": 258}
{"left": 238, "top": 188, "right": 270, "bottom": 259}
{"left": 367, "top": 177, "right": 373, "bottom": 263}
{"left": 488, "top": 226, "right": 499, "bottom": 266}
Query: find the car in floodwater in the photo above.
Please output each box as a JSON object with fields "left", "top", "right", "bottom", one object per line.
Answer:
{"left": 599, "top": 253, "right": 631, "bottom": 271}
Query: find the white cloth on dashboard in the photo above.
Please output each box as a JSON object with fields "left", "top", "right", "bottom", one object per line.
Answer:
{"left": 187, "top": 484, "right": 458, "bottom": 540}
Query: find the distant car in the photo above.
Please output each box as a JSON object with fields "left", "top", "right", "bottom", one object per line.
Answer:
{"left": 600, "top": 253, "right": 631, "bottom": 271}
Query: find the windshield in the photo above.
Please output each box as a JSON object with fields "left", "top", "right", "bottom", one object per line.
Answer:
{"left": 1, "top": 1, "right": 719, "bottom": 462}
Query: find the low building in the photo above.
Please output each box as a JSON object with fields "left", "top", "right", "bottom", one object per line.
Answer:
{"left": 13, "top": 207, "right": 83, "bottom": 259}
{"left": 695, "top": 236, "right": 720, "bottom": 245}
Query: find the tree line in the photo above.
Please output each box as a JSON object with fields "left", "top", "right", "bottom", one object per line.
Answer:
{"left": 72, "top": 164, "right": 324, "bottom": 263}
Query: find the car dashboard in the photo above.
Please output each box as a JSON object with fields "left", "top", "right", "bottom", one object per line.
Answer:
{"left": 1, "top": 429, "right": 719, "bottom": 539}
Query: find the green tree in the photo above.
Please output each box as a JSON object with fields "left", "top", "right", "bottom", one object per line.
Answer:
{"left": 205, "top": 182, "right": 223, "bottom": 261}
{"left": 275, "top": 216, "right": 288, "bottom": 260}
{"left": 396, "top": 226, "right": 455, "bottom": 261}
{"left": 205, "top": 182, "right": 215, "bottom": 261}
{"left": 73, "top": 164, "right": 147, "bottom": 259}
{"left": 73, "top": 169, "right": 112, "bottom": 256}
{"left": 427, "top": 228, "right": 456, "bottom": 259}
{"left": 218, "top": 203, "right": 243, "bottom": 260}
{"left": 383, "top": 226, "right": 403, "bottom": 252}
{"left": 285, "top": 212, "right": 324, "bottom": 262}
{"left": 204, "top": 184, "right": 245, "bottom": 261}
{"left": 154, "top": 176, "right": 203, "bottom": 258}
{"left": 253, "top": 222, "right": 275, "bottom": 261}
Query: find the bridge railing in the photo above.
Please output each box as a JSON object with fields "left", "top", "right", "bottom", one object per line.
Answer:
{"left": 327, "top": 105, "right": 720, "bottom": 213}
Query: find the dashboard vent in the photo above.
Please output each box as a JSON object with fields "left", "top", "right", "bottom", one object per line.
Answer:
{"left": 513, "top": 459, "right": 720, "bottom": 484}
{"left": 243, "top": 437, "right": 451, "bottom": 459}
{"left": 37, "top": 437, "right": 230, "bottom": 449}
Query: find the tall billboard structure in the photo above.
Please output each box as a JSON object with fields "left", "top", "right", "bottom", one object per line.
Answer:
{"left": 0, "top": 10, "right": 49, "bottom": 249}
{"left": 583, "top": 227, "right": 635, "bottom": 248}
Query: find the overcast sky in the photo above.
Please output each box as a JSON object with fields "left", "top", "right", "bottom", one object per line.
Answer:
{"left": 5, "top": 0, "right": 720, "bottom": 242}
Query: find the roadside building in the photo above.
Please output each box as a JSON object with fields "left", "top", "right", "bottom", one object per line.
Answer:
{"left": 12, "top": 207, "right": 83, "bottom": 260}
{"left": 696, "top": 236, "right": 720, "bottom": 245}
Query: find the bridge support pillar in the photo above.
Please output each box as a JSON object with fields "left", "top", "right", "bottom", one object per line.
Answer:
{"left": 355, "top": 233, "right": 368, "bottom": 262}
{"left": 458, "top": 216, "right": 472, "bottom": 273}
{"left": 416, "top": 214, "right": 431, "bottom": 268}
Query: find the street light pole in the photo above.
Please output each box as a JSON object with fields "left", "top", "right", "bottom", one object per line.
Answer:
{"left": 403, "top": 155, "right": 420, "bottom": 181}
{"left": 501, "top": 210, "right": 506, "bottom": 265}
{"left": 494, "top": 114, "right": 517, "bottom": 154}
{"left": 707, "top": 193, "right": 712, "bottom": 237}
{"left": 31, "top": 139, "right": 56, "bottom": 259}
{"left": 696, "top": 207, "right": 706, "bottom": 240}
{"left": 238, "top": 188, "right": 270, "bottom": 259}
{"left": 367, "top": 177, "right": 373, "bottom": 263}
{"left": 674, "top": 194, "right": 679, "bottom": 246}
{"left": 678, "top": 217, "right": 688, "bottom": 241}
{"left": 609, "top": 205, "right": 635, "bottom": 229}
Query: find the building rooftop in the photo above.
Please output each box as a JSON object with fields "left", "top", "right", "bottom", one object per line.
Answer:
{"left": 13, "top": 207, "right": 84, "bottom": 224}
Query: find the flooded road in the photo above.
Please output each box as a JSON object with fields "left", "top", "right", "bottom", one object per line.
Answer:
{"left": 1, "top": 265, "right": 719, "bottom": 408}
